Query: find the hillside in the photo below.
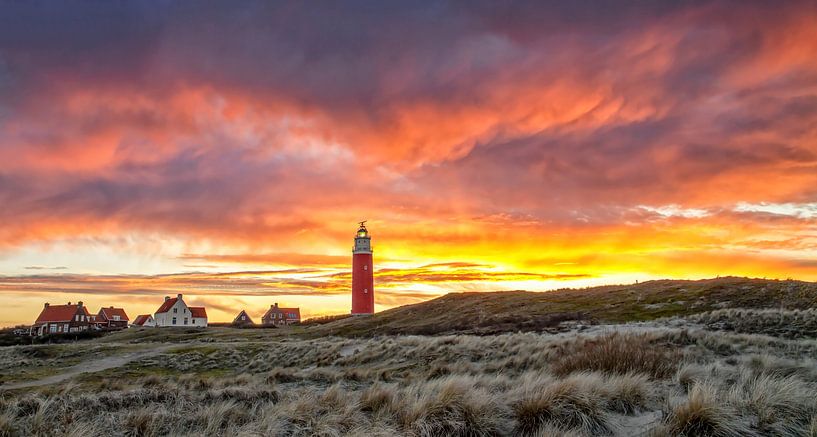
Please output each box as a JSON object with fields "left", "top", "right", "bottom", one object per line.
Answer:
{"left": 3, "top": 277, "right": 817, "bottom": 436}
{"left": 306, "top": 277, "right": 817, "bottom": 337}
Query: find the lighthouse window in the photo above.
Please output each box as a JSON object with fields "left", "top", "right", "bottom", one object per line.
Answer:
{"left": 364, "top": 265, "right": 367, "bottom": 270}
{"left": 364, "top": 288, "right": 368, "bottom": 293}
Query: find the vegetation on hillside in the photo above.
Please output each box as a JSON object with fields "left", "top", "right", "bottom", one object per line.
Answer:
{"left": 305, "top": 277, "right": 817, "bottom": 337}
{"left": 1, "top": 277, "right": 816, "bottom": 435}
{"left": 1, "top": 307, "right": 817, "bottom": 435}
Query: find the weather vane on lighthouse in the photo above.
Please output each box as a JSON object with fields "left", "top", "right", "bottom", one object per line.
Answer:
{"left": 351, "top": 220, "right": 374, "bottom": 315}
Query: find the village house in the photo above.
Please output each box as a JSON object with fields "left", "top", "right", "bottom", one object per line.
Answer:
{"left": 31, "top": 302, "right": 92, "bottom": 336}
{"left": 95, "top": 306, "right": 130, "bottom": 329}
{"left": 131, "top": 314, "right": 155, "bottom": 327}
{"left": 154, "top": 294, "right": 208, "bottom": 327}
{"left": 262, "top": 303, "right": 300, "bottom": 326}
{"left": 232, "top": 310, "right": 254, "bottom": 326}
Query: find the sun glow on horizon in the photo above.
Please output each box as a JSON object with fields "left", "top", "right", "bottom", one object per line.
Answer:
{"left": 2, "top": 2, "right": 817, "bottom": 326}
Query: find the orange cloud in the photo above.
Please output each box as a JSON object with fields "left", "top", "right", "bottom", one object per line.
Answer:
{"left": 2, "top": 2, "right": 817, "bottom": 325}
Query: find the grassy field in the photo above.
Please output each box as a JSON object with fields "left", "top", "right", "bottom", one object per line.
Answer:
{"left": 303, "top": 277, "right": 817, "bottom": 337}
{"left": 1, "top": 277, "right": 816, "bottom": 436}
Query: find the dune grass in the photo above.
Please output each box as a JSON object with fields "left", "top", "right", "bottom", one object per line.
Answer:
{"left": 2, "top": 311, "right": 817, "bottom": 436}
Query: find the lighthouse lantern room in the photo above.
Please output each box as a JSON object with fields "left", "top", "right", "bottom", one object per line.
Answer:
{"left": 351, "top": 221, "right": 374, "bottom": 315}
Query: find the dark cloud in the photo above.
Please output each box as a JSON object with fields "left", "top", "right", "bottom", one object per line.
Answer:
{"left": 0, "top": 0, "right": 816, "bottom": 284}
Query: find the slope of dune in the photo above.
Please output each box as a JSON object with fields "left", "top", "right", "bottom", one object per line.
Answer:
{"left": 307, "top": 277, "right": 817, "bottom": 336}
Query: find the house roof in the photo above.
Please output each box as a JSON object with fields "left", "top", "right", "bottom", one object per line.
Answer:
{"left": 190, "top": 307, "right": 207, "bottom": 318}
{"left": 232, "top": 310, "right": 254, "bottom": 324}
{"left": 99, "top": 307, "right": 129, "bottom": 321}
{"left": 155, "top": 298, "right": 179, "bottom": 314}
{"left": 132, "top": 314, "right": 152, "bottom": 326}
{"left": 34, "top": 304, "right": 90, "bottom": 324}
{"left": 263, "top": 306, "right": 300, "bottom": 320}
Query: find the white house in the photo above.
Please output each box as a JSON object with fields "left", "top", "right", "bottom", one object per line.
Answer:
{"left": 154, "top": 294, "right": 208, "bottom": 327}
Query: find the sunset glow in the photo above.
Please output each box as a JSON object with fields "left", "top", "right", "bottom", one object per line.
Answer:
{"left": 2, "top": 2, "right": 817, "bottom": 326}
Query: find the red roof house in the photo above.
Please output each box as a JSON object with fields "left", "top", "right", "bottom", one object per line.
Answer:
{"left": 132, "top": 314, "right": 155, "bottom": 327}
{"left": 153, "top": 294, "right": 208, "bottom": 327}
{"left": 96, "top": 306, "right": 130, "bottom": 329}
{"left": 32, "top": 302, "right": 92, "bottom": 336}
{"left": 155, "top": 297, "right": 179, "bottom": 314}
{"left": 262, "top": 303, "right": 300, "bottom": 326}
{"left": 189, "top": 307, "right": 207, "bottom": 319}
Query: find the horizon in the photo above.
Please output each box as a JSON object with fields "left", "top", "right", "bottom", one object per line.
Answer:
{"left": 2, "top": 1, "right": 817, "bottom": 327}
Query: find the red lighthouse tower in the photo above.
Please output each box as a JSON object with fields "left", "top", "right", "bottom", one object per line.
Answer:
{"left": 351, "top": 221, "right": 374, "bottom": 315}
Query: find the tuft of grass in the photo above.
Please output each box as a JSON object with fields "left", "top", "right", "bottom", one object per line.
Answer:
{"left": 604, "top": 372, "right": 652, "bottom": 414}
{"left": 401, "top": 376, "right": 509, "bottom": 437}
{"left": 124, "top": 406, "right": 160, "bottom": 437}
{"left": 550, "top": 332, "right": 679, "bottom": 379}
{"left": 664, "top": 383, "right": 753, "bottom": 437}
{"left": 512, "top": 374, "right": 609, "bottom": 436}
{"left": 0, "top": 410, "right": 17, "bottom": 437}
{"left": 729, "top": 373, "right": 816, "bottom": 433}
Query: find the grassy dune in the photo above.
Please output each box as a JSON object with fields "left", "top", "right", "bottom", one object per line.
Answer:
{"left": 306, "top": 277, "right": 817, "bottom": 337}
{"left": 1, "top": 277, "right": 816, "bottom": 436}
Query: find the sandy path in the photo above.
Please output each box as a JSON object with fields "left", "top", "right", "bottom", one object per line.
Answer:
{"left": 0, "top": 344, "right": 176, "bottom": 390}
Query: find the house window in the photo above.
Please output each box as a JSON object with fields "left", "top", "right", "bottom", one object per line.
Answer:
{"left": 173, "top": 308, "right": 178, "bottom": 314}
{"left": 172, "top": 317, "right": 177, "bottom": 325}
{"left": 192, "top": 319, "right": 195, "bottom": 324}
{"left": 75, "top": 315, "right": 79, "bottom": 321}
{"left": 184, "top": 318, "right": 188, "bottom": 325}
{"left": 113, "top": 315, "right": 120, "bottom": 321}
{"left": 241, "top": 315, "right": 245, "bottom": 320}
{"left": 50, "top": 324, "right": 57, "bottom": 333}
{"left": 63, "top": 324, "right": 69, "bottom": 332}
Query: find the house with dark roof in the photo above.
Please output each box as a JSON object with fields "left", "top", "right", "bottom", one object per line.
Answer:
{"left": 232, "top": 310, "right": 254, "bottom": 326}
{"left": 262, "top": 303, "right": 300, "bottom": 326}
{"left": 154, "top": 294, "right": 207, "bottom": 327}
{"left": 31, "top": 302, "right": 92, "bottom": 336}
{"left": 96, "top": 306, "right": 130, "bottom": 329}
{"left": 131, "top": 314, "right": 155, "bottom": 327}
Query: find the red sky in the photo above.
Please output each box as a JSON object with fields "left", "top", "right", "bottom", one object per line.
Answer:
{"left": 1, "top": 1, "right": 817, "bottom": 326}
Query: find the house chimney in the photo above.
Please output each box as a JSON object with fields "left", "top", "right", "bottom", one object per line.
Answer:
{"left": 68, "top": 302, "right": 71, "bottom": 305}
{"left": 274, "top": 302, "right": 278, "bottom": 308}
{"left": 164, "top": 296, "right": 170, "bottom": 301}
{"left": 78, "top": 301, "right": 83, "bottom": 307}
{"left": 177, "top": 293, "right": 183, "bottom": 299}
{"left": 44, "top": 303, "right": 49, "bottom": 308}
{"left": 110, "top": 306, "right": 114, "bottom": 309}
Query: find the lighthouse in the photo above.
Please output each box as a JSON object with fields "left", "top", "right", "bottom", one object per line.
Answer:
{"left": 351, "top": 221, "right": 374, "bottom": 315}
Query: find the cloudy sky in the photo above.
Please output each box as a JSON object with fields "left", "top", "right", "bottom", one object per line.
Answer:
{"left": 1, "top": 1, "right": 816, "bottom": 326}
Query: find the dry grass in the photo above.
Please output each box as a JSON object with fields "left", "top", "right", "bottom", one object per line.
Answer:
{"left": 549, "top": 332, "right": 679, "bottom": 379}
{"left": 663, "top": 383, "right": 753, "bottom": 437}
{"left": 2, "top": 300, "right": 817, "bottom": 436}
{"left": 687, "top": 308, "right": 817, "bottom": 338}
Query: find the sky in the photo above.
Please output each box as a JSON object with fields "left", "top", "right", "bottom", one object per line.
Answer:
{"left": 1, "top": 1, "right": 817, "bottom": 326}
